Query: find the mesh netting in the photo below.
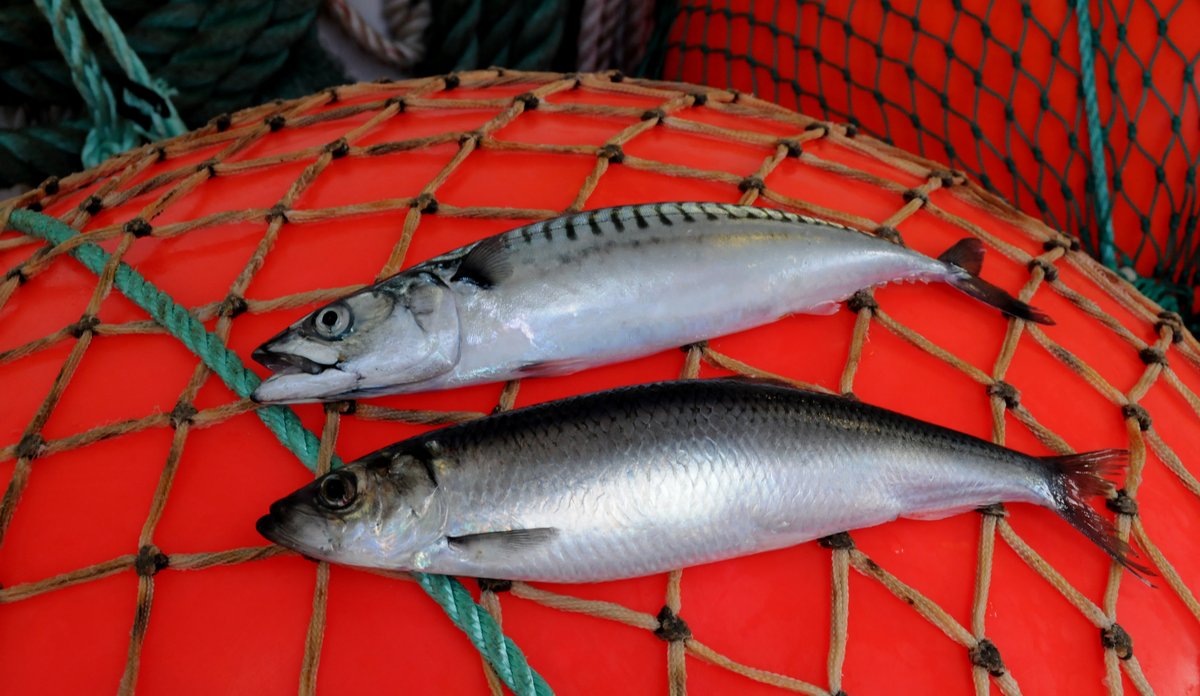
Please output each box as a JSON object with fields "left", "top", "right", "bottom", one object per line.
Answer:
{"left": 1, "top": 70, "right": 1198, "bottom": 694}
{"left": 646, "top": 0, "right": 1200, "bottom": 325}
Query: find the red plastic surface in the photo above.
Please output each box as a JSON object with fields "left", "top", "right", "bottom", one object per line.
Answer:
{"left": 1, "top": 78, "right": 1198, "bottom": 695}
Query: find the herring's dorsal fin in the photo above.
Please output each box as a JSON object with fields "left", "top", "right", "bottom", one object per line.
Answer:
{"left": 447, "top": 527, "right": 559, "bottom": 554}
{"left": 450, "top": 236, "right": 513, "bottom": 288}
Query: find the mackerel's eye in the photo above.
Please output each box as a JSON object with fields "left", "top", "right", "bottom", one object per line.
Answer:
{"left": 313, "top": 304, "right": 352, "bottom": 339}
{"left": 316, "top": 471, "right": 357, "bottom": 510}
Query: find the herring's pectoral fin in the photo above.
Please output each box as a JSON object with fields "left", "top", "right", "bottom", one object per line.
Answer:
{"left": 451, "top": 236, "right": 513, "bottom": 289}
{"left": 447, "top": 527, "right": 559, "bottom": 554}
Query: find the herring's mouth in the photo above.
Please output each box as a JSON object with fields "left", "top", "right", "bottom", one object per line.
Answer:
{"left": 252, "top": 346, "right": 334, "bottom": 376}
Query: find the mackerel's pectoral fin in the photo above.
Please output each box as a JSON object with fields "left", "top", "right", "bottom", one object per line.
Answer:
{"left": 447, "top": 528, "right": 559, "bottom": 556}
{"left": 450, "top": 236, "right": 513, "bottom": 289}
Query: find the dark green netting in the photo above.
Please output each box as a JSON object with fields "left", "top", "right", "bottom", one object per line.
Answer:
{"left": 639, "top": 0, "right": 1199, "bottom": 328}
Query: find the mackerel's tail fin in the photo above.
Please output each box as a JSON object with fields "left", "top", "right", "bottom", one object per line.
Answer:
{"left": 938, "top": 238, "right": 1055, "bottom": 325}
{"left": 1041, "top": 448, "right": 1155, "bottom": 582}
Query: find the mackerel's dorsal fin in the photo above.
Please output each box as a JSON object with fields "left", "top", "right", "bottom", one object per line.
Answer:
{"left": 450, "top": 236, "right": 513, "bottom": 289}
{"left": 447, "top": 527, "right": 559, "bottom": 554}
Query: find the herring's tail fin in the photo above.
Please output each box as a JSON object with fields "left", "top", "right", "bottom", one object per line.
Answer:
{"left": 1041, "top": 448, "right": 1155, "bottom": 583}
{"left": 938, "top": 238, "right": 1055, "bottom": 325}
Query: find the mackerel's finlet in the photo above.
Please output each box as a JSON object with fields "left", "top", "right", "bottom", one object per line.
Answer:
{"left": 938, "top": 238, "right": 1055, "bottom": 325}
{"left": 256, "top": 379, "right": 1150, "bottom": 583}
{"left": 250, "top": 202, "right": 1055, "bottom": 403}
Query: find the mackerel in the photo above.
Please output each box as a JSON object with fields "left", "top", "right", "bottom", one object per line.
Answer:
{"left": 251, "top": 202, "right": 1051, "bottom": 403}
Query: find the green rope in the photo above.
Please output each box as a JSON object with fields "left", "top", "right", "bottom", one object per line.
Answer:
{"left": 1073, "top": 0, "right": 1116, "bottom": 269}
{"left": 5, "top": 208, "right": 552, "bottom": 696}
{"left": 32, "top": 0, "right": 185, "bottom": 168}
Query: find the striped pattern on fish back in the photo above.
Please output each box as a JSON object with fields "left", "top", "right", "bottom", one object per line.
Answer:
{"left": 495, "top": 202, "right": 862, "bottom": 251}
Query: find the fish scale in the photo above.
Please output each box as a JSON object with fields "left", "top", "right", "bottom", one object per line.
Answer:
{"left": 250, "top": 202, "right": 1052, "bottom": 403}
{"left": 258, "top": 380, "right": 1148, "bottom": 583}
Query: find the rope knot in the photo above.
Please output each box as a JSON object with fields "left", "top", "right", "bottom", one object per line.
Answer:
{"left": 738, "top": 176, "right": 766, "bottom": 193}
{"left": 514, "top": 92, "right": 540, "bottom": 110}
{"left": 196, "top": 159, "right": 217, "bottom": 177}
{"left": 847, "top": 290, "right": 877, "bottom": 314}
{"left": 1154, "top": 312, "right": 1185, "bottom": 344}
{"left": 969, "top": 639, "right": 1006, "bottom": 676}
{"left": 265, "top": 115, "right": 286, "bottom": 132}
{"left": 902, "top": 188, "right": 929, "bottom": 205}
{"left": 385, "top": 97, "right": 407, "bottom": 112}
{"left": 987, "top": 381, "right": 1021, "bottom": 409}
{"left": 873, "top": 225, "right": 903, "bottom": 244}
{"left": 414, "top": 194, "right": 439, "bottom": 214}
{"left": 818, "top": 531, "right": 855, "bottom": 550}
{"left": 5, "top": 266, "right": 28, "bottom": 286}
{"left": 654, "top": 605, "right": 691, "bottom": 642}
{"left": 641, "top": 109, "right": 666, "bottom": 123}
{"left": 1042, "top": 236, "right": 1080, "bottom": 253}
{"left": 325, "top": 139, "right": 350, "bottom": 159}
{"left": 15, "top": 433, "right": 46, "bottom": 461}
{"left": 1121, "top": 403, "right": 1152, "bottom": 431}
{"left": 931, "top": 169, "right": 966, "bottom": 187}
{"left": 1027, "top": 258, "right": 1059, "bottom": 282}
{"left": 443, "top": 73, "right": 461, "bottom": 90}
{"left": 169, "top": 401, "right": 197, "bottom": 429}
{"left": 476, "top": 577, "right": 513, "bottom": 593}
{"left": 777, "top": 139, "right": 803, "bottom": 158}
{"left": 1137, "top": 347, "right": 1167, "bottom": 366}
{"left": 41, "top": 176, "right": 60, "bottom": 195}
{"left": 597, "top": 144, "right": 625, "bottom": 163}
{"left": 609, "top": 70, "right": 625, "bottom": 82}
{"left": 211, "top": 113, "right": 232, "bottom": 132}
{"left": 267, "top": 204, "right": 289, "bottom": 223}
{"left": 26, "top": 201, "right": 43, "bottom": 213}
{"left": 1101, "top": 623, "right": 1133, "bottom": 660}
{"left": 123, "top": 218, "right": 153, "bottom": 238}
{"left": 458, "top": 130, "right": 482, "bottom": 146}
{"left": 80, "top": 195, "right": 103, "bottom": 215}
{"left": 689, "top": 92, "right": 708, "bottom": 106}
{"left": 1106, "top": 489, "right": 1138, "bottom": 516}
{"left": 804, "top": 122, "right": 831, "bottom": 137}
{"left": 976, "top": 503, "right": 1008, "bottom": 517}
{"left": 135, "top": 545, "right": 170, "bottom": 577}
{"left": 71, "top": 314, "right": 100, "bottom": 338}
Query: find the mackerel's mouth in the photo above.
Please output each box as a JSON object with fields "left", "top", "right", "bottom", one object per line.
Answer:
{"left": 252, "top": 346, "right": 333, "bottom": 376}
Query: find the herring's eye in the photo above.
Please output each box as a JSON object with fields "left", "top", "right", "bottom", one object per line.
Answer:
{"left": 316, "top": 471, "right": 357, "bottom": 509}
{"left": 313, "top": 304, "right": 352, "bottom": 339}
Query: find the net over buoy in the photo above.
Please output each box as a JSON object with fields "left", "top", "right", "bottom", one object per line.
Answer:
{"left": 1, "top": 71, "right": 1197, "bottom": 695}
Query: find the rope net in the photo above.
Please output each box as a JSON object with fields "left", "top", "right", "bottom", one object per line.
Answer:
{"left": 648, "top": 0, "right": 1200, "bottom": 326}
{"left": 0, "top": 70, "right": 1198, "bottom": 694}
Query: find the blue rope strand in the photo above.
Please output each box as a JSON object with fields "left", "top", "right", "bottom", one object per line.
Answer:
{"left": 1073, "top": 0, "right": 1116, "bottom": 269}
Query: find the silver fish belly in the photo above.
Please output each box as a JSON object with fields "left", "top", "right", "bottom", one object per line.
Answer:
{"left": 250, "top": 202, "right": 1050, "bottom": 403}
{"left": 257, "top": 380, "right": 1144, "bottom": 583}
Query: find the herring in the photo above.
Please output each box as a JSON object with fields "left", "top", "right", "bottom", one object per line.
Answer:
{"left": 256, "top": 379, "right": 1149, "bottom": 583}
{"left": 250, "top": 202, "right": 1052, "bottom": 403}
